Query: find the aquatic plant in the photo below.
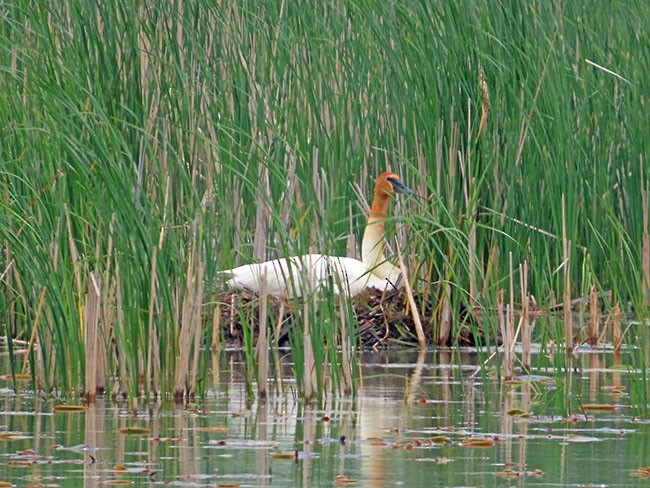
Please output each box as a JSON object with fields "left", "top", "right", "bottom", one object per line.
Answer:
{"left": 0, "top": 0, "right": 648, "bottom": 400}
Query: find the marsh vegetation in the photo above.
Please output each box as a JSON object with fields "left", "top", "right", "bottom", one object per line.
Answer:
{"left": 0, "top": 1, "right": 649, "bottom": 403}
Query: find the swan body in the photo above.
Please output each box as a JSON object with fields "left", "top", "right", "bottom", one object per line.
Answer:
{"left": 223, "top": 172, "right": 413, "bottom": 297}
{"left": 223, "top": 254, "right": 390, "bottom": 297}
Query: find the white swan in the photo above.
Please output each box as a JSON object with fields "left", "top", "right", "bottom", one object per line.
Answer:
{"left": 222, "top": 172, "right": 413, "bottom": 297}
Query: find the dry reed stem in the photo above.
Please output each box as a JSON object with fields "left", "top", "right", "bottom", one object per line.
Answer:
{"left": 269, "top": 300, "right": 285, "bottom": 396}
{"left": 21, "top": 286, "right": 46, "bottom": 377}
{"left": 468, "top": 219, "right": 478, "bottom": 304}
{"left": 497, "top": 290, "right": 513, "bottom": 380}
{"left": 84, "top": 272, "right": 101, "bottom": 403}
{"left": 507, "top": 254, "right": 518, "bottom": 372}
{"left": 189, "top": 260, "right": 205, "bottom": 400}
{"left": 396, "top": 243, "right": 425, "bottom": 349}
{"left": 509, "top": 252, "right": 515, "bottom": 344}
{"left": 585, "top": 59, "right": 633, "bottom": 85}
{"left": 253, "top": 163, "right": 270, "bottom": 261}
{"left": 339, "top": 303, "right": 353, "bottom": 396}
{"left": 642, "top": 168, "right": 649, "bottom": 308}
{"left": 438, "top": 283, "right": 451, "bottom": 345}
{"left": 0, "top": 259, "right": 13, "bottom": 283}
{"left": 99, "top": 217, "right": 117, "bottom": 397}
{"left": 114, "top": 261, "right": 128, "bottom": 397}
{"left": 520, "top": 261, "right": 531, "bottom": 372}
{"left": 482, "top": 208, "right": 589, "bottom": 253}
{"left": 505, "top": 307, "right": 514, "bottom": 379}
{"left": 302, "top": 302, "right": 316, "bottom": 401}
{"left": 64, "top": 204, "right": 83, "bottom": 333}
{"left": 476, "top": 63, "right": 490, "bottom": 144}
{"left": 548, "top": 290, "right": 612, "bottom": 311}
{"left": 147, "top": 246, "right": 160, "bottom": 395}
{"left": 173, "top": 235, "right": 204, "bottom": 402}
{"left": 462, "top": 95, "right": 479, "bottom": 309}
{"left": 438, "top": 260, "right": 452, "bottom": 345}
{"left": 612, "top": 305, "right": 622, "bottom": 352}
{"left": 255, "top": 273, "right": 269, "bottom": 398}
{"left": 303, "top": 333, "right": 316, "bottom": 401}
{"left": 562, "top": 196, "right": 573, "bottom": 354}
{"left": 588, "top": 285, "right": 600, "bottom": 346}
{"left": 212, "top": 304, "right": 221, "bottom": 352}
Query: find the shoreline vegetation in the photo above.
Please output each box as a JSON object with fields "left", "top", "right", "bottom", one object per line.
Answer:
{"left": 1, "top": 1, "right": 649, "bottom": 403}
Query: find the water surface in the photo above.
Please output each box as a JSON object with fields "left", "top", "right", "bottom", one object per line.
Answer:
{"left": 1, "top": 349, "right": 649, "bottom": 486}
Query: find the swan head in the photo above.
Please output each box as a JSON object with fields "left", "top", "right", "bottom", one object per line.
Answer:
{"left": 376, "top": 172, "right": 414, "bottom": 197}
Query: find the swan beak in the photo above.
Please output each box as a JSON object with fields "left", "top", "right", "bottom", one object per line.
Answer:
{"left": 388, "top": 177, "right": 415, "bottom": 196}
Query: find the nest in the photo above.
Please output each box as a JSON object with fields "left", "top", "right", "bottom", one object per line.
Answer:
{"left": 213, "top": 288, "right": 481, "bottom": 349}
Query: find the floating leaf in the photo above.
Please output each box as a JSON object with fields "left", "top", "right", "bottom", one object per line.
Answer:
{"left": 430, "top": 436, "right": 450, "bottom": 445}
{"left": 0, "top": 374, "right": 32, "bottom": 381}
{"left": 495, "top": 469, "right": 519, "bottom": 478}
{"left": 53, "top": 405, "right": 88, "bottom": 413}
{"left": 0, "top": 432, "right": 30, "bottom": 441}
{"left": 118, "top": 427, "right": 151, "bottom": 435}
{"left": 334, "top": 475, "right": 358, "bottom": 485}
{"left": 112, "top": 464, "right": 153, "bottom": 474}
{"left": 496, "top": 468, "right": 543, "bottom": 478}
{"left": 580, "top": 404, "right": 616, "bottom": 412}
{"left": 231, "top": 409, "right": 251, "bottom": 418}
{"left": 104, "top": 480, "right": 134, "bottom": 485}
{"left": 630, "top": 467, "right": 650, "bottom": 478}
{"left": 196, "top": 426, "right": 228, "bottom": 433}
{"left": 601, "top": 385, "right": 626, "bottom": 393}
{"left": 460, "top": 437, "right": 496, "bottom": 448}
{"left": 216, "top": 484, "right": 241, "bottom": 488}
{"left": 506, "top": 408, "right": 531, "bottom": 418}
{"left": 365, "top": 437, "right": 387, "bottom": 446}
{"left": 413, "top": 457, "right": 452, "bottom": 464}
{"left": 6, "top": 459, "right": 34, "bottom": 467}
{"left": 271, "top": 452, "right": 296, "bottom": 460}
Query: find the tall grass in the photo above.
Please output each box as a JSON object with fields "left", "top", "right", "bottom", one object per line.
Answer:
{"left": 0, "top": 0, "right": 648, "bottom": 399}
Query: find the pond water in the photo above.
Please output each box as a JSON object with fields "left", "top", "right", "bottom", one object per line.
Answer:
{"left": 1, "top": 348, "right": 649, "bottom": 487}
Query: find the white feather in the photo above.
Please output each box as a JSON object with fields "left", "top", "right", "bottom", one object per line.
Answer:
{"left": 223, "top": 254, "right": 392, "bottom": 297}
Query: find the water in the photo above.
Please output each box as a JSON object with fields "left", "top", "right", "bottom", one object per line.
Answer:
{"left": 1, "top": 349, "right": 649, "bottom": 487}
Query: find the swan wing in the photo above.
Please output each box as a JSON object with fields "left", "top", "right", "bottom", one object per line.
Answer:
{"left": 223, "top": 254, "right": 390, "bottom": 297}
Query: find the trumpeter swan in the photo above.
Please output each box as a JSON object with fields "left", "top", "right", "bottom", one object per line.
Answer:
{"left": 222, "top": 172, "right": 413, "bottom": 297}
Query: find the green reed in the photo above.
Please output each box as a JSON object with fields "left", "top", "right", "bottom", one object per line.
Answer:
{"left": 1, "top": 0, "right": 648, "bottom": 400}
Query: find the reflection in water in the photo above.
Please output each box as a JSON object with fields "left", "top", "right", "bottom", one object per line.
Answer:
{"left": 0, "top": 348, "right": 648, "bottom": 486}
{"left": 84, "top": 402, "right": 101, "bottom": 488}
{"left": 256, "top": 399, "right": 269, "bottom": 486}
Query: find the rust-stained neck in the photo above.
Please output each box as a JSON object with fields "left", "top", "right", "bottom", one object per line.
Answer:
{"left": 362, "top": 172, "right": 405, "bottom": 282}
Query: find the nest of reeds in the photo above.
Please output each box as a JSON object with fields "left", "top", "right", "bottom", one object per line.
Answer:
{"left": 213, "top": 288, "right": 481, "bottom": 349}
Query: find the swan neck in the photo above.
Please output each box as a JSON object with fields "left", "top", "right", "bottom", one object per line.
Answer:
{"left": 362, "top": 191, "right": 391, "bottom": 268}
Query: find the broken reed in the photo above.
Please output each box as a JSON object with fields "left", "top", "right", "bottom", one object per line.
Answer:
{"left": 1, "top": 0, "right": 649, "bottom": 399}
